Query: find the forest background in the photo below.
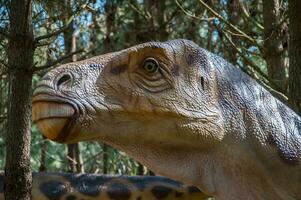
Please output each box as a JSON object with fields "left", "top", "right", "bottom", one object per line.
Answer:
{"left": 0, "top": 0, "right": 300, "bottom": 198}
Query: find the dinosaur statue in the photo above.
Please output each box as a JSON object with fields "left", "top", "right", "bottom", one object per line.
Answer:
{"left": 0, "top": 172, "right": 207, "bottom": 200}
{"left": 32, "top": 39, "right": 301, "bottom": 200}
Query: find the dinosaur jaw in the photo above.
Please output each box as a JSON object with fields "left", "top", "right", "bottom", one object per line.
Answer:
{"left": 32, "top": 101, "right": 75, "bottom": 142}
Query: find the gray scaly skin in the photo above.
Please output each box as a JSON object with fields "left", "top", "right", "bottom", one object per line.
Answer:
{"left": 32, "top": 39, "right": 301, "bottom": 200}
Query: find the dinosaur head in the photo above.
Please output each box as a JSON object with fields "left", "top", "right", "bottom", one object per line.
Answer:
{"left": 33, "top": 39, "right": 223, "bottom": 145}
{"left": 32, "top": 40, "right": 224, "bottom": 188}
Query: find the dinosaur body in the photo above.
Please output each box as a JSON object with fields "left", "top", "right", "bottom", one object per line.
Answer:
{"left": 0, "top": 172, "right": 207, "bottom": 200}
{"left": 32, "top": 39, "right": 301, "bottom": 199}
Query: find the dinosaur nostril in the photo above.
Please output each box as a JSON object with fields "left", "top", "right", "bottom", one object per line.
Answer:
{"left": 57, "top": 74, "right": 71, "bottom": 87}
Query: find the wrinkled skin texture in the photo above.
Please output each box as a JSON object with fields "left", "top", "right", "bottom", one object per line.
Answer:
{"left": 32, "top": 40, "right": 301, "bottom": 200}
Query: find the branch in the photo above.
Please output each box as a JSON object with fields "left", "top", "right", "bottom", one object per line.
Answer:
{"left": 33, "top": 1, "right": 88, "bottom": 44}
{"left": 82, "top": 151, "right": 103, "bottom": 165}
{"left": 32, "top": 9, "right": 45, "bottom": 20}
{"left": 239, "top": 3, "right": 264, "bottom": 31}
{"left": 35, "top": 40, "right": 54, "bottom": 47}
{"left": 34, "top": 26, "right": 70, "bottom": 43}
{"left": 175, "top": 0, "right": 215, "bottom": 22}
{"left": 33, "top": 49, "right": 84, "bottom": 72}
{"left": 129, "top": 3, "right": 150, "bottom": 20}
{"left": 0, "top": 59, "right": 9, "bottom": 68}
{"left": 198, "top": 0, "right": 257, "bottom": 45}
{"left": 157, "top": 8, "right": 180, "bottom": 32}
{"left": 77, "top": 47, "right": 97, "bottom": 61}
{"left": 222, "top": 30, "right": 288, "bottom": 98}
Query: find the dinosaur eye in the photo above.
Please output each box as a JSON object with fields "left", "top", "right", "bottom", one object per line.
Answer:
{"left": 143, "top": 58, "right": 159, "bottom": 74}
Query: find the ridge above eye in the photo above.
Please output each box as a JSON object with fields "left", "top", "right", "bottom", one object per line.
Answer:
{"left": 143, "top": 57, "right": 159, "bottom": 74}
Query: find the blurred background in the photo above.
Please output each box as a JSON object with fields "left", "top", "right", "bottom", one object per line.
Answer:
{"left": 0, "top": 0, "right": 298, "bottom": 176}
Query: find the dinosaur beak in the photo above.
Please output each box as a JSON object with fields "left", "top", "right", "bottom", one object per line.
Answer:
{"left": 32, "top": 101, "right": 75, "bottom": 141}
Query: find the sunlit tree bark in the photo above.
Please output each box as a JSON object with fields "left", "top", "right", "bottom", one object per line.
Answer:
{"left": 263, "top": 0, "right": 287, "bottom": 89}
{"left": 5, "top": 0, "right": 33, "bottom": 199}
{"left": 288, "top": 0, "right": 301, "bottom": 114}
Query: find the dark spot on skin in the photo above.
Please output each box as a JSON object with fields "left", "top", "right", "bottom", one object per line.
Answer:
{"left": 266, "top": 134, "right": 277, "bottom": 147}
{"left": 186, "top": 53, "right": 195, "bottom": 65}
{"left": 185, "top": 47, "right": 201, "bottom": 66}
{"left": 89, "top": 63, "right": 100, "bottom": 69}
{"left": 151, "top": 185, "right": 172, "bottom": 199}
{"left": 107, "top": 183, "right": 131, "bottom": 200}
{"left": 175, "top": 191, "right": 183, "bottom": 197}
{"left": 184, "top": 43, "right": 206, "bottom": 67}
{"left": 65, "top": 195, "right": 76, "bottom": 200}
{"left": 200, "top": 76, "right": 205, "bottom": 90}
{"left": 136, "top": 196, "right": 142, "bottom": 200}
{"left": 188, "top": 186, "right": 201, "bottom": 193}
{"left": 40, "top": 181, "right": 67, "bottom": 200}
{"left": 110, "top": 64, "right": 127, "bottom": 75}
{"left": 171, "top": 65, "right": 179, "bottom": 76}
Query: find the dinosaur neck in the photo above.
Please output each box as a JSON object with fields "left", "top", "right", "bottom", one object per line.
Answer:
{"left": 100, "top": 126, "right": 220, "bottom": 196}
{"left": 213, "top": 55, "right": 301, "bottom": 199}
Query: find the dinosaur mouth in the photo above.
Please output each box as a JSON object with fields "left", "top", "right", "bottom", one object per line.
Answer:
{"left": 32, "top": 97, "right": 75, "bottom": 142}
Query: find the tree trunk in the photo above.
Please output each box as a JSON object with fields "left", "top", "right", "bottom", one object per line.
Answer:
{"left": 155, "top": 1, "right": 168, "bottom": 41}
{"left": 137, "top": 163, "right": 144, "bottom": 175}
{"left": 227, "top": 0, "right": 244, "bottom": 65}
{"left": 67, "top": 143, "right": 83, "bottom": 173}
{"left": 127, "top": 0, "right": 142, "bottom": 45}
{"left": 102, "top": 144, "right": 109, "bottom": 174}
{"left": 39, "top": 136, "right": 47, "bottom": 172}
{"left": 4, "top": 0, "right": 34, "bottom": 199}
{"left": 288, "top": 0, "right": 301, "bottom": 114}
{"left": 262, "top": 0, "right": 287, "bottom": 89}
{"left": 144, "top": 0, "right": 168, "bottom": 41}
{"left": 0, "top": 73, "right": 8, "bottom": 134}
{"left": 104, "top": 0, "right": 117, "bottom": 52}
